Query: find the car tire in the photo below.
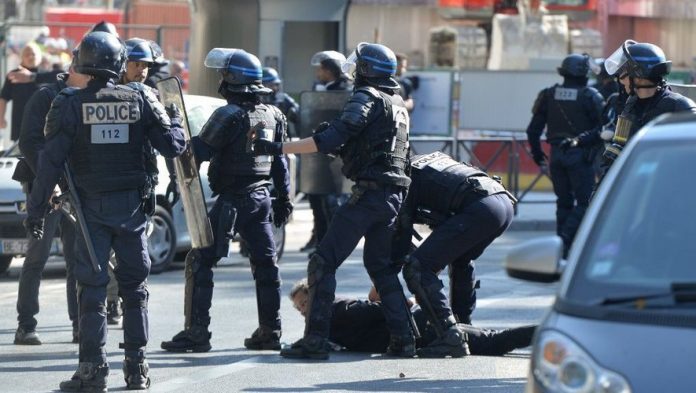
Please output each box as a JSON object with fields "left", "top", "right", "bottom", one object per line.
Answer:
{"left": 148, "top": 205, "right": 176, "bottom": 274}
{"left": 0, "top": 255, "right": 14, "bottom": 275}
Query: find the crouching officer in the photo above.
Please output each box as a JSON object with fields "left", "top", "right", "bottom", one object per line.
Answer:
{"left": 25, "top": 31, "right": 186, "bottom": 392}
{"left": 395, "top": 152, "right": 516, "bottom": 357}
{"left": 250, "top": 42, "right": 413, "bottom": 360}
{"left": 161, "top": 48, "right": 292, "bottom": 353}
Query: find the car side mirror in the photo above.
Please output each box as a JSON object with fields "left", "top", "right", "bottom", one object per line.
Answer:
{"left": 505, "top": 235, "right": 563, "bottom": 283}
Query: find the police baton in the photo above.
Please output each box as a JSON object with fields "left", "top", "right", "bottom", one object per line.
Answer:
{"left": 60, "top": 163, "right": 101, "bottom": 273}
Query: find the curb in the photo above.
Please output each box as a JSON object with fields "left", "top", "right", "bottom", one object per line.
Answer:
{"left": 508, "top": 219, "right": 556, "bottom": 231}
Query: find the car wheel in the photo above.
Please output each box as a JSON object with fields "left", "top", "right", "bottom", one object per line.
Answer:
{"left": 273, "top": 223, "right": 285, "bottom": 260}
{"left": 148, "top": 205, "right": 176, "bottom": 274}
{"left": 0, "top": 255, "right": 14, "bottom": 275}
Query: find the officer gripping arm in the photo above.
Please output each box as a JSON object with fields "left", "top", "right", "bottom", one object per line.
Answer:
{"left": 268, "top": 109, "right": 293, "bottom": 228}
{"left": 19, "top": 85, "right": 58, "bottom": 174}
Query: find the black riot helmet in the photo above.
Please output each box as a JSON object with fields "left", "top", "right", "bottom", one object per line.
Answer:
{"left": 124, "top": 38, "right": 154, "bottom": 63}
{"left": 90, "top": 20, "right": 119, "bottom": 37}
{"left": 605, "top": 40, "right": 672, "bottom": 82}
{"left": 74, "top": 31, "right": 127, "bottom": 80}
{"left": 148, "top": 40, "right": 168, "bottom": 65}
{"left": 343, "top": 42, "right": 399, "bottom": 90}
{"left": 557, "top": 54, "right": 590, "bottom": 77}
{"left": 204, "top": 48, "right": 271, "bottom": 95}
{"left": 262, "top": 67, "right": 282, "bottom": 85}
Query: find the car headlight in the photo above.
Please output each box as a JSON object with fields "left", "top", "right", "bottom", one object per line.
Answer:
{"left": 16, "top": 201, "right": 27, "bottom": 213}
{"left": 533, "top": 330, "right": 631, "bottom": 393}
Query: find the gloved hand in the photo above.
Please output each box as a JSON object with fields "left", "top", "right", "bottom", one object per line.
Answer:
{"left": 272, "top": 195, "right": 293, "bottom": 228}
{"left": 24, "top": 216, "right": 44, "bottom": 240}
{"left": 559, "top": 137, "right": 578, "bottom": 152}
{"left": 165, "top": 103, "right": 182, "bottom": 122}
{"left": 252, "top": 139, "right": 283, "bottom": 156}
{"left": 313, "top": 121, "right": 331, "bottom": 135}
{"left": 603, "top": 143, "right": 623, "bottom": 164}
{"left": 531, "top": 150, "right": 548, "bottom": 167}
{"left": 165, "top": 176, "right": 180, "bottom": 205}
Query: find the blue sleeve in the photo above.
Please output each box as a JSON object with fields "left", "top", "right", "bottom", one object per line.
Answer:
{"left": 142, "top": 97, "right": 187, "bottom": 158}
{"left": 19, "top": 87, "right": 54, "bottom": 173}
{"left": 27, "top": 128, "right": 72, "bottom": 220}
{"left": 313, "top": 90, "right": 377, "bottom": 154}
{"left": 526, "top": 89, "right": 548, "bottom": 151}
{"left": 191, "top": 135, "right": 213, "bottom": 163}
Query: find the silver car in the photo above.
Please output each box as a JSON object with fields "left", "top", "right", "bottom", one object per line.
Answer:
{"left": 506, "top": 112, "right": 696, "bottom": 393}
{"left": 0, "top": 94, "right": 287, "bottom": 275}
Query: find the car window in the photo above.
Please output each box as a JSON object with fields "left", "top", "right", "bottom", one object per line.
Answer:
{"left": 567, "top": 141, "right": 696, "bottom": 303}
{"left": 185, "top": 98, "right": 224, "bottom": 137}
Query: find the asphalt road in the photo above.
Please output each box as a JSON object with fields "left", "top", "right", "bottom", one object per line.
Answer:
{"left": 0, "top": 204, "right": 558, "bottom": 393}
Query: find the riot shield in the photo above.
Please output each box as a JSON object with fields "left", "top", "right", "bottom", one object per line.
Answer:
{"left": 298, "top": 91, "right": 353, "bottom": 194}
{"left": 670, "top": 84, "right": 696, "bottom": 102}
{"left": 156, "top": 77, "right": 214, "bottom": 248}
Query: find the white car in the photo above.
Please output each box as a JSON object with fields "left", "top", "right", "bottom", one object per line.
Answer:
{"left": 0, "top": 94, "right": 287, "bottom": 275}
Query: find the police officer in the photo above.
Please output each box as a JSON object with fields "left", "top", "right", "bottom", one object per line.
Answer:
{"left": 261, "top": 67, "right": 299, "bottom": 137}
{"left": 145, "top": 40, "right": 171, "bottom": 89}
{"left": 13, "top": 54, "right": 91, "bottom": 346}
{"left": 251, "top": 42, "right": 413, "bottom": 360}
{"left": 601, "top": 41, "right": 696, "bottom": 172}
{"left": 526, "top": 54, "right": 604, "bottom": 257}
{"left": 302, "top": 50, "right": 354, "bottom": 255}
{"left": 24, "top": 31, "right": 186, "bottom": 391}
{"left": 160, "top": 48, "right": 292, "bottom": 353}
{"left": 122, "top": 38, "right": 154, "bottom": 84}
{"left": 395, "top": 152, "right": 516, "bottom": 357}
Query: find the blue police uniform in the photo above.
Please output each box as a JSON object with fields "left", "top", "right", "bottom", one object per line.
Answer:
{"left": 26, "top": 78, "right": 185, "bottom": 382}
{"left": 526, "top": 80, "right": 604, "bottom": 255}
{"left": 397, "top": 153, "right": 515, "bottom": 328}
{"left": 15, "top": 73, "right": 79, "bottom": 343}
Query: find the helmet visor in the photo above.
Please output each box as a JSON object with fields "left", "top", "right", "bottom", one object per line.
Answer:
{"left": 341, "top": 51, "right": 358, "bottom": 75}
{"left": 310, "top": 50, "right": 345, "bottom": 67}
{"left": 604, "top": 40, "right": 637, "bottom": 76}
{"left": 204, "top": 48, "right": 239, "bottom": 69}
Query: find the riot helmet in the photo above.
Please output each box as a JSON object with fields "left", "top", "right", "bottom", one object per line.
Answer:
{"left": 148, "top": 40, "right": 168, "bottom": 65}
{"left": 90, "top": 21, "right": 119, "bottom": 37}
{"left": 311, "top": 50, "right": 345, "bottom": 80}
{"left": 125, "top": 38, "right": 155, "bottom": 63}
{"left": 342, "top": 42, "right": 399, "bottom": 90}
{"left": 557, "top": 54, "right": 590, "bottom": 77}
{"left": 204, "top": 48, "right": 271, "bottom": 95}
{"left": 262, "top": 67, "right": 282, "bottom": 85}
{"left": 74, "top": 31, "right": 127, "bottom": 80}
{"left": 605, "top": 40, "right": 671, "bottom": 81}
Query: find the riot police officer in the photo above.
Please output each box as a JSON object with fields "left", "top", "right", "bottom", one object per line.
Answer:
{"left": 251, "top": 42, "right": 413, "bottom": 360}
{"left": 261, "top": 67, "right": 299, "bottom": 137}
{"left": 394, "top": 152, "right": 516, "bottom": 357}
{"left": 122, "top": 38, "right": 154, "bottom": 84}
{"left": 311, "top": 50, "right": 352, "bottom": 91}
{"left": 160, "top": 48, "right": 292, "bottom": 353}
{"left": 145, "top": 40, "right": 171, "bottom": 89}
{"left": 526, "top": 54, "right": 604, "bottom": 257}
{"left": 601, "top": 41, "right": 696, "bottom": 173}
{"left": 25, "top": 31, "right": 186, "bottom": 391}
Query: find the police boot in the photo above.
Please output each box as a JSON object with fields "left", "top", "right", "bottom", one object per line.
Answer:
{"left": 107, "top": 300, "right": 122, "bottom": 326}
{"left": 59, "top": 362, "right": 109, "bottom": 392}
{"left": 160, "top": 325, "right": 211, "bottom": 353}
{"left": 386, "top": 334, "right": 416, "bottom": 358}
{"left": 123, "top": 357, "right": 150, "bottom": 390}
{"left": 417, "top": 318, "right": 470, "bottom": 358}
{"left": 244, "top": 326, "right": 281, "bottom": 350}
{"left": 279, "top": 334, "right": 329, "bottom": 360}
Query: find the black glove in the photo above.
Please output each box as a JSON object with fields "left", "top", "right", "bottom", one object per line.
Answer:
{"left": 603, "top": 143, "right": 623, "bottom": 164}
{"left": 165, "top": 177, "right": 180, "bottom": 205}
{"left": 271, "top": 195, "right": 293, "bottom": 228}
{"left": 165, "top": 103, "right": 182, "bottom": 122}
{"left": 24, "top": 216, "right": 44, "bottom": 240}
{"left": 313, "top": 121, "right": 331, "bottom": 134}
{"left": 252, "top": 139, "right": 283, "bottom": 156}
{"left": 531, "top": 150, "right": 548, "bottom": 167}
{"left": 559, "top": 137, "right": 578, "bottom": 152}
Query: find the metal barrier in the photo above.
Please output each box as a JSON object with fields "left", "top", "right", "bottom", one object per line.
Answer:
{"left": 411, "top": 134, "right": 554, "bottom": 214}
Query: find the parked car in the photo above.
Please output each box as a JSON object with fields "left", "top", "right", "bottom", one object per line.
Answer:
{"left": 505, "top": 112, "right": 696, "bottom": 393}
{"left": 0, "top": 94, "right": 287, "bottom": 275}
